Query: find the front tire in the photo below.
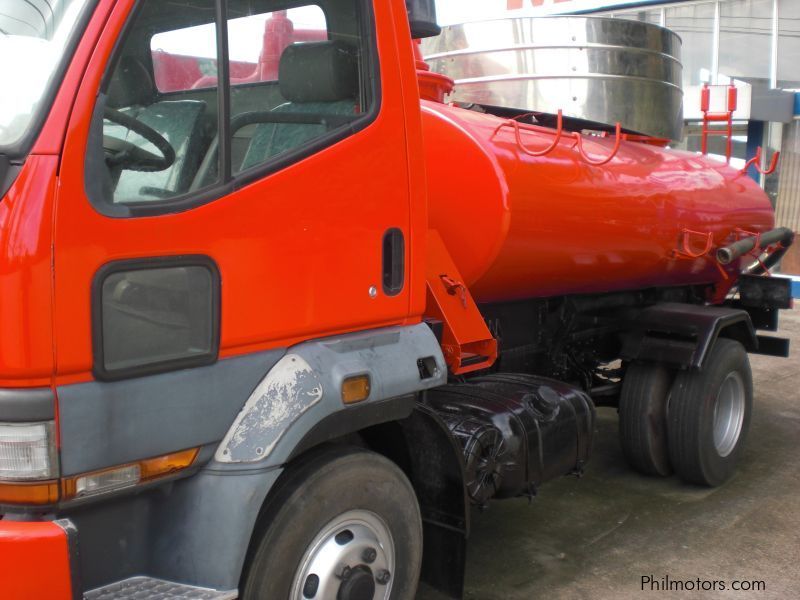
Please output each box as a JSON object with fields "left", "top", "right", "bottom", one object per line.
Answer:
{"left": 667, "top": 339, "right": 753, "bottom": 486}
{"left": 242, "top": 447, "right": 422, "bottom": 600}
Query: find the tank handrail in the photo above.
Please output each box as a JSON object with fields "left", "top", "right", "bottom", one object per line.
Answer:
{"left": 493, "top": 110, "right": 623, "bottom": 165}
{"left": 572, "top": 123, "right": 622, "bottom": 166}
{"left": 493, "top": 109, "right": 564, "bottom": 157}
{"left": 741, "top": 147, "right": 780, "bottom": 176}
{"left": 673, "top": 229, "right": 714, "bottom": 259}
{"left": 493, "top": 115, "right": 557, "bottom": 135}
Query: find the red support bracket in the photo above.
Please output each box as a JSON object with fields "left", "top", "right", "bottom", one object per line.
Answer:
{"left": 673, "top": 229, "right": 714, "bottom": 259}
{"left": 672, "top": 229, "right": 730, "bottom": 281}
{"left": 494, "top": 109, "right": 565, "bottom": 157}
{"left": 572, "top": 122, "right": 622, "bottom": 166}
{"left": 425, "top": 230, "right": 497, "bottom": 375}
{"left": 732, "top": 228, "right": 774, "bottom": 277}
{"left": 741, "top": 147, "right": 780, "bottom": 175}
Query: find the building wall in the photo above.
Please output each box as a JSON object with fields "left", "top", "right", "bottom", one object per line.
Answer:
{"left": 775, "top": 122, "right": 800, "bottom": 272}
{"left": 601, "top": 0, "right": 800, "bottom": 91}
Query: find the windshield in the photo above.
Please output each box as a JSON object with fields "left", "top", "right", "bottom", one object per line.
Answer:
{"left": 0, "top": 0, "right": 92, "bottom": 151}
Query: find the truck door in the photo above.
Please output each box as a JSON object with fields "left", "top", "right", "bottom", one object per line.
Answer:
{"left": 52, "top": 0, "right": 413, "bottom": 472}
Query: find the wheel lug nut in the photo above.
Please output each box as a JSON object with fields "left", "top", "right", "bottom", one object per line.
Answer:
{"left": 302, "top": 574, "right": 319, "bottom": 598}
{"left": 338, "top": 566, "right": 352, "bottom": 581}
{"left": 376, "top": 569, "right": 391, "bottom": 585}
{"left": 362, "top": 547, "right": 377, "bottom": 563}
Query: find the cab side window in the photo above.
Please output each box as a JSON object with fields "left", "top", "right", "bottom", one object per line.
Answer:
{"left": 102, "top": 14, "right": 219, "bottom": 205}
{"left": 86, "top": 0, "right": 377, "bottom": 215}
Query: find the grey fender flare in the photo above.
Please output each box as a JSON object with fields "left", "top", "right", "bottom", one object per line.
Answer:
{"left": 214, "top": 322, "right": 447, "bottom": 467}
{"left": 151, "top": 324, "right": 447, "bottom": 590}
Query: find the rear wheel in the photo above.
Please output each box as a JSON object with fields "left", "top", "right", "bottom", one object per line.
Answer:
{"left": 619, "top": 363, "right": 674, "bottom": 476}
{"left": 242, "top": 447, "right": 422, "bottom": 600}
{"left": 668, "top": 339, "right": 753, "bottom": 487}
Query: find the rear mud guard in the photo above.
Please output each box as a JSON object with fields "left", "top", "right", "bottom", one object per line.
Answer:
{"left": 621, "top": 303, "right": 758, "bottom": 369}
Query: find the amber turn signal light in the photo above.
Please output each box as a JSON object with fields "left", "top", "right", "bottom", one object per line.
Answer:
{"left": 60, "top": 447, "right": 200, "bottom": 501}
{"left": 342, "top": 375, "right": 371, "bottom": 404}
{"left": 0, "top": 480, "right": 60, "bottom": 505}
{"left": 0, "top": 448, "right": 200, "bottom": 506}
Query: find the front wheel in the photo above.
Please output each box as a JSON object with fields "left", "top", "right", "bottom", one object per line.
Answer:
{"left": 242, "top": 447, "right": 422, "bottom": 600}
{"left": 668, "top": 339, "right": 753, "bottom": 487}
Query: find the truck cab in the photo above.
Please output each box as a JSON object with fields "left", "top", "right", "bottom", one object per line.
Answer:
{"left": 1, "top": 1, "right": 445, "bottom": 598}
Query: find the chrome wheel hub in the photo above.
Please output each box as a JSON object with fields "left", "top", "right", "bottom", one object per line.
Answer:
{"left": 290, "top": 510, "right": 395, "bottom": 600}
{"left": 713, "top": 371, "right": 746, "bottom": 457}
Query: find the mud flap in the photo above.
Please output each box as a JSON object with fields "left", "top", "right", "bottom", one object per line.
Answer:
{"left": 398, "top": 405, "right": 470, "bottom": 599}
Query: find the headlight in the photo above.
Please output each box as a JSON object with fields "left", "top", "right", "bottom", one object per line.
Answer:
{"left": 0, "top": 422, "right": 57, "bottom": 480}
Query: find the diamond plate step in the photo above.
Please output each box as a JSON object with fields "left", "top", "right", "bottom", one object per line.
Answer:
{"left": 84, "top": 577, "right": 237, "bottom": 600}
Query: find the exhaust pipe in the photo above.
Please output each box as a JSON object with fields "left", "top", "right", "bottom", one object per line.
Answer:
{"left": 716, "top": 227, "right": 794, "bottom": 266}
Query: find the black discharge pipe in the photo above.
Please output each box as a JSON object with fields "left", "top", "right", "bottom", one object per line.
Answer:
{"left": 746, "top": 242, "right": 792, "bottom": 275}
{"left": 716, "top": 227, "right": 795, "bottom": 266}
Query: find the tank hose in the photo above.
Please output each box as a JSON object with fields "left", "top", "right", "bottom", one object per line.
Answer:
{"left": 746, "top": 242, "right": 792, "bottom": 275}
{"left": 716, "top": 227, "right": 794, "bottom": 267}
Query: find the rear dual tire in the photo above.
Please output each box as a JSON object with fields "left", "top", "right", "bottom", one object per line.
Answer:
{"left": 668, "top": 339, "right": 753, "bottom": 487}
{"left": 619, "top": 363, "right": 673, "bottom": 477}
{"left": 620, "top": 339, "right": 753, "bottom": 487}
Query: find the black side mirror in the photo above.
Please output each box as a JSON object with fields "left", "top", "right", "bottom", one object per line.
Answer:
{"left": 407, "top": 0, "right": 441, "bottom": 38}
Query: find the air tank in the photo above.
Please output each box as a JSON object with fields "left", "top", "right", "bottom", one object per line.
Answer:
{"left": 422, "top": 100, "right": 774, "bottom": 303}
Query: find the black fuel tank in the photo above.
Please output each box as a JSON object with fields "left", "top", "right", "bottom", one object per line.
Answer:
{"left": 424, "top": 374, "right": 595, "bottom": 506}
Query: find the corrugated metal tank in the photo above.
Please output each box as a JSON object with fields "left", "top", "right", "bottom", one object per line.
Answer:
{"left": 422, "top": 16, "right": 684, "bottom": 141}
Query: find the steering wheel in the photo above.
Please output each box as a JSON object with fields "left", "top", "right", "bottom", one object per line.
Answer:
{"left": 103, "top": 107, "right": 176, "bottom": 172}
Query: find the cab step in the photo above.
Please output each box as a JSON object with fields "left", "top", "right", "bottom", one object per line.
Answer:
{"left": 84, "top": 577, "right": 237, "bottom": 600}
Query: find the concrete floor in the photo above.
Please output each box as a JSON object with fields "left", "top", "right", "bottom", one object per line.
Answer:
{"left": 418, "top": 308, "right": 800, "bottom": 600}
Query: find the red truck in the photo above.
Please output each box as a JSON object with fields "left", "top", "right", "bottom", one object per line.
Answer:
{"left": 0, "top": 1, "right": 794, "bottom": 599}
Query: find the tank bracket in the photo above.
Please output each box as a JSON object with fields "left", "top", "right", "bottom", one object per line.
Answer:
{"left": 425, "top": 230, "right": 497, "bottom": 375}
{"left": 740, "top": 146, "right": 780, "bottom": 175}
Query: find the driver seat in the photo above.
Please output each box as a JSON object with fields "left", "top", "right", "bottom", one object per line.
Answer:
{"left": 107, "top": 57, "right": 209, "bottom": 202}
{"left": 238, "top": 40, "right": 359, "bottom": 170}
{"left": 189, "top": 40, "right": 359, "bottom": 190}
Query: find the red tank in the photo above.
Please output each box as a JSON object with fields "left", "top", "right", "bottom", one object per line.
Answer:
{"left": 421, "top": 100, "right": 774, "bottom": 303}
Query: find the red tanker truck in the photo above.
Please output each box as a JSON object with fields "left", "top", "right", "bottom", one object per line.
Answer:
{"left": 0, "top": 0, "right": 795, "bottom": 599}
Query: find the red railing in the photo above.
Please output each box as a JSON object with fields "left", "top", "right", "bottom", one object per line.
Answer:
{"left": 741, "top": 146, "right": 780, "bottom": 175}
{"left": 493, "top": 109, "right": 623, "bottom": 166}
